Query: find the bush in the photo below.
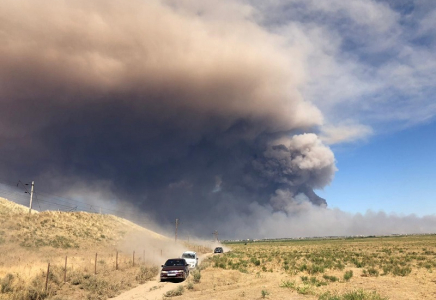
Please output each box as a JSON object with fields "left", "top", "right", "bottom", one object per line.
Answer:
{"left": 392, "top": 266, "right": 411, "bottom": 276}
{"left": 323, "top": 274, "right": 339, "bottom": 282}
{"left": 164, "top": 286, "right": 184, "bottom": 297}
{"left": 192, "top": 270, "right": 201, "bottom": 283}
{"left": 250, "top": 257, "right": 261, "bottom": 266}
{"left": 309, "top": 264, "right": 325, "bottom": 275}
{"left": 381, "top": 264, "right": 393, "bottom": 275}
{"left": 136, "top": 266, "right": 159, "bottom": 284}
{"left": 319, "top": 289, "right": 388, "bottom": 300}
{"left": 362, "top": 268, "right": 379, "bottom": 277}
{"left": 343, "top": 270, "right": 353, "bottom": 281}
{"left": 261, "top": 289, "right": 269, "bottom": 298}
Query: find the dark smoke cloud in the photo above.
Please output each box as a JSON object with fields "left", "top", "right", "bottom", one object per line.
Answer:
{"left": 0, "top": 0, "right": 330, "bottom": 236}
{"left": 2, "top": 0, "right": 434, "bottom": 239}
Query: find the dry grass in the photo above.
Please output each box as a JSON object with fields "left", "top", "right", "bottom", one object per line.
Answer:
{"left": 171, "top": 235, "right": 436, "bottom": 300}
{"left": 0, "top": 197, "right": 210, "bottom": 300}
{"left": 4, "top": 195, "right": 435, "bottom": 300}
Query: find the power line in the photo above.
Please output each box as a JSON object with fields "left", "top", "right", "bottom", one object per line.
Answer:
{"left": 0, "top": 180, "right": 153, "bottom": 227}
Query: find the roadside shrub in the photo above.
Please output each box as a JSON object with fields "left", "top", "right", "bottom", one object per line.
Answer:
{"left": 192, "top": 270, "right": 201, "bottom": 283}
{"left": 69, "top": 271, "right": 83, "bottom": 285}
{"left": 136, "top": 266, "right": 159, "bottom": 284}
{"left": 79, "top": 275, "right": 121, "bottom": 298}
{"left": 212, "top": 256, "right": 228, "bottom": 269}
{"left": 164, "top": 286, "right": 184, "bottom": 297}
{"left": 27, "top": 276, "right": 50, "bottom": 300}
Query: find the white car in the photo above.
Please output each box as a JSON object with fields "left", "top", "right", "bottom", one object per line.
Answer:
{"left": 181, "top": 251, "right": 198, "bottom": 268}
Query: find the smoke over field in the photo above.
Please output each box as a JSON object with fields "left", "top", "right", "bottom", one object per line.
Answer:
{"left": 1, "top": 0, "right": 435, "bottom": 239}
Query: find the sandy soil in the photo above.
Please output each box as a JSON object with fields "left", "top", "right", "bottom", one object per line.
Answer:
{"left": 113, "top": 252, "right": 436, "bottom": 300}
{"left": 111, "top": 277, "right": 183, "bottom": 300}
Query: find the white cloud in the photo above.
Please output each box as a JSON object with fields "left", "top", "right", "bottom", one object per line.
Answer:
{"left": 251, "top": 0, "right": 436, "bottom": 138}
{"left": 320, "top": 122, "right": 373, "bottom": 144}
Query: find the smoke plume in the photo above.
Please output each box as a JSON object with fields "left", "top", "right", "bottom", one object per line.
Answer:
{"left": 1, "top": 0, "right": 435, "bottom": 239}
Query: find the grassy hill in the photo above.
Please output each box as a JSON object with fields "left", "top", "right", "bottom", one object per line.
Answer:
{"left": 0, "top": 197, "right": 167, "bottom": 249}
{"left": 0, "top": 197, "right": 206, "bottom": 300}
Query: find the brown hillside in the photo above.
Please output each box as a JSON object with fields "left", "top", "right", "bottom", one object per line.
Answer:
{"left": 0, "top": 197, "right": 169, "bottom": 250}
{"left": 0, "top": 197, "right": 205, "bottom": 300}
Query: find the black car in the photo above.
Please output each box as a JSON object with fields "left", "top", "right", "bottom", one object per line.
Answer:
{"left": 160, "top": 258, "right": 190, "bottom": 282}
{"left": 214, "top": 247, "right": 223, "bottom": 253}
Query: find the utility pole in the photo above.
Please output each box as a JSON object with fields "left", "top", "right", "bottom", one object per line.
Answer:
{"left": 213, "top": 230, "right": 219, "bottom": 242}
{"left": 29, "top": 181, "right": 34, "bottom": 214}
{"left": 175, "top": 218, "right": 179, "bottom": 243}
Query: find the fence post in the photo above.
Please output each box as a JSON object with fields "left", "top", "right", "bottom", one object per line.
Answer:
{"left": 45, "top": 263, "right": 50, "bottom": 292}
{"left": 64, "top": 256, "right": 67, "bottom": 283}
{"left": 116, "top": 251, "right": 118, "bottom": 270}
{"left": 95, "top": 253, "right": 97, "bottom": 275}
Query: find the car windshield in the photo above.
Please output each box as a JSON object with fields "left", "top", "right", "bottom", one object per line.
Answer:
{"left": 182, "top": 253, "right": 195, "bottom": 259}
{"left": 165, "top": 259, "right": 185, "bottom": 266}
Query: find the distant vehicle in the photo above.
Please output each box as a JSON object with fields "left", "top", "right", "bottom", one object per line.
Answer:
{"left": 214, "top": 247, "right": 223, "bottom": 253}
{"left": 181, "top": 251, "right": 198, "bottom": 268}
{"left": 160, "top": 258, "right": 190, "bottom": 282}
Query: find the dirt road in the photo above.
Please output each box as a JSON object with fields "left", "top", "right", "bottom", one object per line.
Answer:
{"left": 112, "top": 253, "right": 212, "bottom": 300}
{"left": 111, "top": 276, "right": 183, "bottom": 300}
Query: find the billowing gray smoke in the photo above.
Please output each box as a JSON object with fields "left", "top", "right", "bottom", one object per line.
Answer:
{"left": 0, "top": 0, "right": 336, "bottom": 237}
{"left": 2, "top": 0, "right": 436, "bottom": 239}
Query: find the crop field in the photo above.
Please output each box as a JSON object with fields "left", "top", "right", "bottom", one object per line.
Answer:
{"left": 171, "top": 235, "right": 436, "bottom": 300}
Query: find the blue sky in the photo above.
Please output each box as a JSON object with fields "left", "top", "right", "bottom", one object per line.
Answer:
{"left": 319, "top": 119, "right": 436, "bottom": 216}
{"left": 249, "top": 0, "right": 436, "bottom": 217}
